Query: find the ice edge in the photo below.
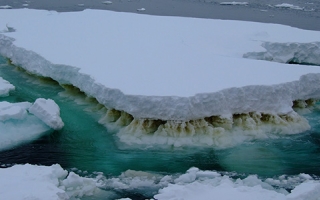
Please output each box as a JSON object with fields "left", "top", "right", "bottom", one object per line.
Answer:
{"left": 1, "top": 34, "right": 320, "bottom": 121}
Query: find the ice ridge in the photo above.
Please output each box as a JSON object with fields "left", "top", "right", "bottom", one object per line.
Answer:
{"left": 243, "top": 42, "right": 320, "bottom": 66}
{"left": 1, "top": 34, "right": 320, "bottom": 122}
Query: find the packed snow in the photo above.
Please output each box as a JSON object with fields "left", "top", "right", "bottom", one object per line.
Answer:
{"left": 1, "top": 9, "right": 320, "bottom": 122}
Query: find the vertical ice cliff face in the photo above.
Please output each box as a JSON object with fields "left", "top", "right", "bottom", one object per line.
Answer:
{"left": 98, "top": 101, "right": 312, "bottom": 148}
{"left": 243, "top": 42, "right": 320, "bottom": 66}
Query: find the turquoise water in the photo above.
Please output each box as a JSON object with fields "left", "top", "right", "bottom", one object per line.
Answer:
{"left": 1, "top": 55, "right": 320, "bottom": 198}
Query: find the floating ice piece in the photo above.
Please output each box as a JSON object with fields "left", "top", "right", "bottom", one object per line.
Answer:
{"left": 274, "top": 3, "right": 304, "bottom": 10}
{"left": 137, "top": 8, "right": 146, "bottom": 12}
{"left": 22, "top": 4, "right": 28, "bottom": 7}
{"left": 0, "top": 164, "right": 104, "bottom": 200}
{"left": 102, "top": 1, "right": 112, "bottom": 5}
{"left": 28, "top": 98, "right": 64, "bottom": 130}
{"left": 0, "top": 76, "right": 14, "bottom": 96}
{"left": 0, "top": 5, "right": 12, "bottom": 9}
{"left": 220, "top": 1, "right": 248, "bottom": 5}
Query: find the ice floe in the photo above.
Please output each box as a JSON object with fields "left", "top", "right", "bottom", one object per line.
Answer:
{"left": 0, "top": 164, "right": 106, "bottom": 200}
{"left": 0, "top": 9, "right": 320, "bottom": 146}
{"left": 274, "top": 3, "right": 304, "bottom": 10}
{"left": 0, "top": 76, "right": 64, "bottom": 151}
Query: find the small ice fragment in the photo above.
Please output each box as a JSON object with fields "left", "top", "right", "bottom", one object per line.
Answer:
{"left": 220, "top": 2, "right": 248, "bottom": 5}
{"left": 0, "top": 5, "right": 12, "bottom": 9}
{"left": 102, "top": 1, "right": 112, "bottom": 5}
{"left": 137, "top": 8, "right": 146, "bottom": 12}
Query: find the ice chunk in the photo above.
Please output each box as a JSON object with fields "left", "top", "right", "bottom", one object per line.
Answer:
{"left": 0, "top": 5, "right": 12, "bottom": 9}
{"left": 0, "top": 77, "right": 14, "bottom": 97}
{"left": 0, "top": 101, "right": 52, "bottom": 151}
{"left": 220, "top": 2, "right": 249, "bottom": 5}
{"left": 0, "top": 164, "right": 104, "bottom": 200}
{"left": 28, "top": 98, "right": 64, "bottom": 130}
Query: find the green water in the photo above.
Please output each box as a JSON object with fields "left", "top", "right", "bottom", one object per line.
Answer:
{"left": 1, "top": 54, "right": 320, "bottom": 181}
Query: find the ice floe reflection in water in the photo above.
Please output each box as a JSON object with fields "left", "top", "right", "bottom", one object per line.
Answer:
{"left": 1, "top": 54, "right": 320, "bottom": 181}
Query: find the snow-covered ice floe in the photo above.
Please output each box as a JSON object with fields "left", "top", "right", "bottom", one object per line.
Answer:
{"left": 0, "top": 76, "right": 64, "bottom": 151}
{"left": 2, "top": 163, "right": 319, "bottom": 200}
{"left": 0, "top": 164, "right": 107, "bottom": 200}
{"left": 1, "top": 9, "right": 320, "bottom": 147}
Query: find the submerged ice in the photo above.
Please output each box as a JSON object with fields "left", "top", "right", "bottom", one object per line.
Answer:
{"left": 0, "top": 76, "right": 64, "bottom": 151}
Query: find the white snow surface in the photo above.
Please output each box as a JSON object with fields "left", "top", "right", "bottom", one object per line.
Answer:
{"left": 154, "top": 167, "right": 320, "bottom": 200}
{"left": 0, "top": 76, "right": 14, "bottom": 96}
{"left": 0, "top": 164, "right": 103, "bottom": 200}
{"left": 1, "top": 9, "right": 320, "bottom": 121}
{"left": 28, "top": 98, "right": 64, "bottom": 130}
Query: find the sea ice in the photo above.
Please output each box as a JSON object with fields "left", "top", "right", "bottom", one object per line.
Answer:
{"left": 220, "top": 1, "right": 249, "bottom": 5}
{"left": 274, "top": 3, "right": 304, "bottom": 10}
{"left": 0, "top": 78, "right": 64, "bottom": 150}
{"left": 0, "top": 76, "right": 14, "bottom": 96}
{"left": 154, "top": 167, "right": 320, "bottom": 200}
{"left": 0, "top": 9, "right": 320, "bottom": 147}
{"left": 0, "top": 164, "right": 105, "bottom": 200}
{"left": 28, "top": 98, "right": 64, "bottom": 130}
